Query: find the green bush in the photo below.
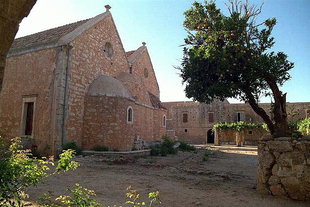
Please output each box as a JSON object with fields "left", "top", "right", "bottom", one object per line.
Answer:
{"left": 149, "top": 136, "right": 178, "bottom": 156}
{"left": 213, "top": 122, "right": 262, "bottom": 131}
{"left": 178, "top": 141, "right": 196, "bottom": 152}
{"left": 92, "top": 145, "right": 109, "bottom": 152}
{"left": 62, "top": 142, "right": 82, "bottom": 155}
{"left": 149, "top": 145, "right": 161, "bottom": 156}
{"left": 297, "top": 118, "right": 310, "bottom": 135}
{"left": 0, "top": 137, "right": 79, "bottom": 207}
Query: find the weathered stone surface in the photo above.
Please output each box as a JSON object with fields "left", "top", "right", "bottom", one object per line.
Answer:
{"left": 257, "top": 139, "right": 310, "bottom": 200}
{"left": 268, "top": 175, "right": 280, "bottom": 185}
{"left": 278, "top": 152, "right": 292, "bottom": 167}
{"left": 281, "top": 177, "right": 304, "bottom": 200}
{"left": 259, "top": 151, "right": 275, "bottom": 169}
{"left": 260, "top": 133, "right": 273, "bottom": 141}
{"left": 270, "top": 185, "right": 286, "bottom": 197}
{"left": 267, "top": 140, "right": 293, "bottom": 152}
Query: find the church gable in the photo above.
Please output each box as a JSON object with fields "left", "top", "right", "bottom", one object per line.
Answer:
{"left": 126, "top": 43, "right": 160, "bottom": 98}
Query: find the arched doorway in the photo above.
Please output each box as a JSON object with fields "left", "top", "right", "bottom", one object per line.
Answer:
{"left": 207, "top": 129, "right": 214, "bottom": 144}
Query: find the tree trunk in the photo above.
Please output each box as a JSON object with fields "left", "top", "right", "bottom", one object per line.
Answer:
{"left": 245, "top": 90, "right": 275, "bottom": 134}
{"left": 266, "top": 78, "right": 290, "bottom": 137}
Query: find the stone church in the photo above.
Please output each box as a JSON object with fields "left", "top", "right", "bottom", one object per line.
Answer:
{"left": 0, "top": 6, "right": 167, "bottom": 155}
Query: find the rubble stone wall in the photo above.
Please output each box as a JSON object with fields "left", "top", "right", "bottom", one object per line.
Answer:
{"left": 257, "top": 136, "right": 310, "bottom": 200}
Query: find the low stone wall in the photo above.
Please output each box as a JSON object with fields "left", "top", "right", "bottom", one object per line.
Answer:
{"left": 257, "top": 136, "right": 310, "bottom": 200}
{"left": 215, "top": 128, "right": 266, "bottom": 146}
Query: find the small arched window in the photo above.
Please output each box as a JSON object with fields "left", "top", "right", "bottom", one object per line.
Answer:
{"left": 163, "top": 115, "right": 166, "bottom": 127}
{"left": 127, "top": 106, "right": 133, "bottom": 124}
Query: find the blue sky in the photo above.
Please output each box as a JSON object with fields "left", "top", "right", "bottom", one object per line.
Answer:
{"left": 16, "top": 0, "right": 310, "bottom": 103}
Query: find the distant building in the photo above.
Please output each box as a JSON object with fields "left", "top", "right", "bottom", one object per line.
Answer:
{"left": 163, "top": 100, "right": 310, "bottom": 144}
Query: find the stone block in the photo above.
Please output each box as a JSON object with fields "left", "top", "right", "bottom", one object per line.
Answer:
{"left": 277, "top": 166, "right": 293, "bottom": 177}
{"left": 278, "top": 152, "right": 292, "bottom": 167}
{"left": 267, "top": 140, "right": 293, "bottom": 152}
{"left": 259, "top": 151, "right": 275, "bottom": 169}
{"left": 292, "top": 151, "right": 305, "bottom": 165}
{"left": 268, "top": 175, "right": 280, "bottom": 185}
{"left": 270, "top": 185, "right": 286, "bottom": 197}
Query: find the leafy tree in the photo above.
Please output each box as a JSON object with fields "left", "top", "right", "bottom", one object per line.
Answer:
{"left": 180, "top": 0, "right": 294, "bottom": 137}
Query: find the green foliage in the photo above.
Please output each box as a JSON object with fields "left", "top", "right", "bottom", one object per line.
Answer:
{"left": 125, "top": 186, "right": 160, "bottom": 207}
{"left": 150, "top": 136, "right": 178, "bottom": 156}
{"left": 0, "top": 138, "right": 79, "bottom": 207}
{"left": 56, "top": 149, "right": 79, "bottom": 173}
{"left": 180, "top": 1, "right": 293, "bottom": 136}
{"left": 62, "top": 142, "right": 82, "bottom": 155}
{"left": 296, "top": 118, "right": 310, "bottom": 135}
{"left": 213, "top": 122, "right": 261, "bottom": 131}
{"left": 181, "top": 1, "right": 293, "bottom": 103}
{"left": 93, "top": 145, "right": 109, "bottom": 152}
{"left": 178, "top": 141, "right": 196, "bottom": 152}
{"left": 40, "top": 185, "right": 161, "bottom": 207}
{"left": 39, "top": 183, "right": 101, "bottom": 207}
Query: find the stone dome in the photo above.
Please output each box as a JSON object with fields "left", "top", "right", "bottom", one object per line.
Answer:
{"left": 87, "top": 75, "right": 132, "bottom": 99}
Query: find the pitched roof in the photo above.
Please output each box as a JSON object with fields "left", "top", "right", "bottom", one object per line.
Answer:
{"left": 10, "top": 19, "right": 89, "bottom": 55}
{"left": 8, "top": 12, "right": 111, "bottom": 57}
{"left": 126, "top": 45, "right": 146, "bottom": 65}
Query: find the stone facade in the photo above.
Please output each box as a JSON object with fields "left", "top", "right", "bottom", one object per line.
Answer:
{"left": 257, "top": 135, "right": 310, "bottom": 200}
{"left": 0, "top": 6, "right": 167, "bottom": 155}
{"left": 163, "top": 101, "right": 310, "bottom": 145}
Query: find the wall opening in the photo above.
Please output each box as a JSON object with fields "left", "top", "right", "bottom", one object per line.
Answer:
{"left": 21, "top": 96, "right": 36, "bottom": 137}
{"left": 127, "top": 106, "right": 133, "bottom": 124}
{"left": 163, "top": 115, "right": 166, "bottom": 127}
{"left": 207, "top": 129, "right": 214, "bottom": 144}
{"left": 183, "top": 113, "right": 188, "bottom": 123}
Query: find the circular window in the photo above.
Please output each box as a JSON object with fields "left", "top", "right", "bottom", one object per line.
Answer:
{"left": 144, "top": 68, "right": 148, "bottom": 78}
{"left": 103, "top": 42, "right": 113, "bottom": 58}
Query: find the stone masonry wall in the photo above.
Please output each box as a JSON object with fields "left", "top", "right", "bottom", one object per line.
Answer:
{"left": 66, "top": 14, "right": 130, "bottom": 146}
{"left": 215, "top": 128, "right": 266, "bottom": 145}
{"left": 257, "top": 136, "right": 310, "bottom": 200}
{"left": 131, "top": 49, "right": 160, "bottom": 98}
{"left": 82, "top": 95, "right": 134, "bottom": 151}
{"left": 0, "top": 48, "right": 56, "bottom": 155}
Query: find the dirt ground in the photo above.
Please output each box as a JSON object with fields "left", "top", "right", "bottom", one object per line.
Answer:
{"left": 27, "top": 145, "right": 310, "bottom": 207}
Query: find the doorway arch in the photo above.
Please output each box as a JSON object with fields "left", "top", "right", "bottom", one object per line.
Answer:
{"left": 207, "top": 129, "right": 214, "bottom": 144}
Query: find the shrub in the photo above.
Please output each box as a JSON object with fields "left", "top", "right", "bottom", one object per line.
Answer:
{"left": 149, "top": 136, "right": 178, "bottom": 156}
{"left": 297, "top": 118, "right": 310, "bottom": 135}
{"left": 178, "top": 141, "right": 196, "bottom": 152}
{"left": 213, "top": 122, "right": 262, "bottom": 131}
{"left": 92, "top": 145, "right": 109, "bottom": 152}
{"left": 62, "top": 142, "right": 82, "bottom": 155}
{"left": 0, "top": 137, "right": 79, "bottom": 207}
{"left": 149, "top": 145, "right": 161, "bottom": 156}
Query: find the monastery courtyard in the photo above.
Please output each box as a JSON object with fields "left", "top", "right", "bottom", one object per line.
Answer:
{"left": 27, "top": 146, "right": 309, "bottom": 207}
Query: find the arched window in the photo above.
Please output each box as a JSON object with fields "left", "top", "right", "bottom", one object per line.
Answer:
{"left": 163, "top": 115, "right": 166, "bottom": 127}
{"left": 127, "top": 106, "right": 133, "bottom": 124}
